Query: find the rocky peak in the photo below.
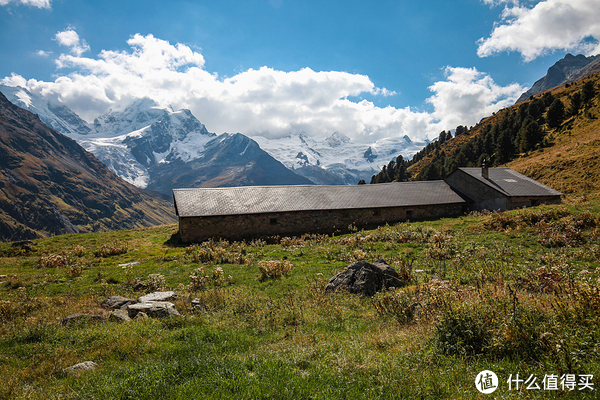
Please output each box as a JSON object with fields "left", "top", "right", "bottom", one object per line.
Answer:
{"left": 325, "top": 131, "right": 350, "bottom": 148}
{"left": 516, "top": 53, "right": 600, "bottom": 103}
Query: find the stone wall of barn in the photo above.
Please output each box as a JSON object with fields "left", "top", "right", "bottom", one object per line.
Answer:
{"left": 179, "top": 203, "right": 466, "bottom": 243}
{"left": 507, "top": 196, "right": 563, "bottom": 209}
{"left": 445, "top": 170, "right": 508, "bottom": 211}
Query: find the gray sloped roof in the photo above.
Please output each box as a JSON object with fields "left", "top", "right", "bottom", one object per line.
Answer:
{"left": 173, "top": 181, "right": 469, "bottom": 217}
{"left": 456, "top": 167, "right": 563, "bottom": 197}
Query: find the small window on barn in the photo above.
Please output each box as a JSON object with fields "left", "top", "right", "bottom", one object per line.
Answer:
{"left": 270, "top": 218, "right": 278, "bottom": 225}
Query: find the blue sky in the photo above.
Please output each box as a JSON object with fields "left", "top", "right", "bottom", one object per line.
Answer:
{"left": 1, "top": 0, "right": 600, "bottom": 142}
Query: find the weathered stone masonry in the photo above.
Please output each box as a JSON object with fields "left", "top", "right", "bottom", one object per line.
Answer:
{"left": 178, "top": 203, "right": 466, "bottom": 243}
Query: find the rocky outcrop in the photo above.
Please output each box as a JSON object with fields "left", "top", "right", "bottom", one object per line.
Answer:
{"left": 325, "top": 260, "right": 405, "bottom": 296}
{"left": 517, "top": 54, "right": 600, "bottom": 103}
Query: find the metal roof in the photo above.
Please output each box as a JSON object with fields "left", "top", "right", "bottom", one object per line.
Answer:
{"left": 173, "top": 181, "right": 469, "bottom": 217}
{"left": 456, "top": 167, "right": 563, "bottom": 197}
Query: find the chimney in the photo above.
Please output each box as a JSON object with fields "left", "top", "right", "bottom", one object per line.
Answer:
{"left": 482, "top": 159, "right": 489, "bottom": 179}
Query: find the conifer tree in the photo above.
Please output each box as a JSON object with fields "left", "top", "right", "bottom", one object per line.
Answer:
{"left": 547, "top": 98, "right": 565, "bottom": 129}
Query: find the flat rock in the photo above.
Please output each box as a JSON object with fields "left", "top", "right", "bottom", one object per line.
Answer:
{"left": 325, "top": 259, "right": 405, "bottom": 296}
{"left": 101, "top": 295, "right": 137, "bottom": 310}
{"left": 65, "top": 361, "right": 98, "bottom": 372}
{"left": 138, "top": 291, "right": 177, "bottom": 303}
{"left": 127, "top": 301, "right": 180, "bottom": 319}
{"left": 60, "top": 313, "right": 104, "bottom": 326}
{"left": 118, "top": 262, "right": 141, "bottom": 267}
{"left": 108, "top": 309, "right": 131, "bottom": 323}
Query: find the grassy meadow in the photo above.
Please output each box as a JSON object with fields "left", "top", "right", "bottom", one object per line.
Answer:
{"left": 1, "top": 194, "right": 599, "bottom": 399}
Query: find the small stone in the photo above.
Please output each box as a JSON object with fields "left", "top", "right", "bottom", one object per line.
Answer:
{"left": 138, "top": 291, "right": 177, "bottom": 303}
{"left": 118, "top": 262, "right": 141, "bottom": 267}
{"left": 101, "top": 295, "right": 137, "bottom": 310}
{"left": 132, "top": 282, "right": 147, "bottom": 292}
{"left": 133, "top": 311, "right": 149, "bottom": 320}
{"left": 65, "top": 361, "right": 98, "bottom": 372}
{"left": 108, "top": 309, "right": 131, "bottom": 323}
{"left": 60, "top": 313, "right": 104, "bottom": 326}
{"left": 128, "top": 301, "right": 180, "bottom": 319}
{"left": 0, "top": 275, "right": 7, "bottom": 280}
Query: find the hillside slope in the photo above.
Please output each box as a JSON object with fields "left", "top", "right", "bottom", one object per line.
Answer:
{"left": 377, "top": 71, "right": 600, "bottom": 195}
{"left": 0, "top": 92, "right": 176, "bottom": 242}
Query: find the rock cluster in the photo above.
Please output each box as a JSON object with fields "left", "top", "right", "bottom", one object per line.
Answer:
{"left": 59, "top": 292, "right": 181, "bottom": 326}
{"left": 325, "top": 260, "right": 405, "bottom": 296}
{"left": 100, "top": 292, "right": 180, "bottom": 321}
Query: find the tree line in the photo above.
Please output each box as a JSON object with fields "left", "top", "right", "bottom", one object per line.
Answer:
{"left": 369, "top": 80, "right": 596, "bottom": 184}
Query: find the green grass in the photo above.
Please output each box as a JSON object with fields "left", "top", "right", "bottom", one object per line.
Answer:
{"left": 1, "top": 196, "right": 599, "bottom": 399}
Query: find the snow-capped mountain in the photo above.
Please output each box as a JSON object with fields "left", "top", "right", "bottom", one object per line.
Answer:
{"left": 0, "top": 85, "right": 91, "bottom": 136}
{"left": 0, "top": 86, "right": 427, "bottom": 189}
{"left": 252, "top": 132, "right": 427, "bottom": 185}
{"left": 75, "top": 98, "right": 216, "bottom": 188}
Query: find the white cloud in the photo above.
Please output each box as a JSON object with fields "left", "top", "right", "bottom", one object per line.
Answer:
{"left": 428, "top": 67, "right": 525, "bottom": 129}
{"left": 2, "top": 33, "right": 523, "bottom": 141}
{"left": 54, "top": 28, "right": 90, "bottom": 56}
{"left": 36, "top": 50, "right": 51, "bottom": 57}
{"left": 0, "top": 0, "right": 51, "bottom": 8}
{"left": 478, "top": 0, "right": 600, "bottom": 61}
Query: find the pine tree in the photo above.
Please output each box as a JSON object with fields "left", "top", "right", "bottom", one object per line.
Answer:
{"left": 547, "top": 98, "right": 565, "bottom": 129}
{"left": 582, "top": 81, "right": 596, "bottom": 104}
{"left": 518, "top": 118, "right": 543, "bottom": 153}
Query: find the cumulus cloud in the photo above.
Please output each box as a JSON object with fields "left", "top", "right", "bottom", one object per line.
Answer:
{"left": 428, "top": 67, "right": 525, "bottom": 129}
{"left": 0, "top": 0, "right": 51, "bottom": 8}
{"left": 54, "top": 27, "right": 90, "bottom": 56}
{"left": 478, "top": 0, "right": 600, "bottom": 61}
{"left": 2, "top": 32, "right": 523, "bottom": 141}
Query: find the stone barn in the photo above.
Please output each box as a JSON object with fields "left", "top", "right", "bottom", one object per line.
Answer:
{"left": 173, "top": 166, "right": 562, "bottom": 243}
{"left": 444, "top": 166, "right": 562, "bottom": 212}
{"left": 173, "top": 181, "right": 470, "bottom": 243}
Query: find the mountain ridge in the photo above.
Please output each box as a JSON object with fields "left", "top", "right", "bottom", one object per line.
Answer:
{"left": 0, "top": 91, "right": 176, "bottom": 242}
{"left": 516, "top": 53, "right": 600, "bottom": 103}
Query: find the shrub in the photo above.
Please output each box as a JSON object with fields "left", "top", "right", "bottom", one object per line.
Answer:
{"left": 69, "top": 245, "right": 86, "bottom": 257}
{"left": 433, "top": 301, "right": 495, "bottom": 356}
{"left": 189, "top": 267, "right": 207, "bottom": 291}
{"left": 258, "top": 260, "right": 293, "bottom": 280}
{"left": 65, "top": 264, "right": 83, "bottom": 278}
{"left": 94, "top": 241, "right": 128, "bottom": 257}
{"left": 537, "top": 220, "right": 584, "bottom": 247}
{"left": 373, "top": 289, "right": 419, "bottom": 324}
{"left": 146, "top": 274, "right": 166, "bottom": 291}
{"left": 37, "top": 253, "right": 72, "bottom": 268}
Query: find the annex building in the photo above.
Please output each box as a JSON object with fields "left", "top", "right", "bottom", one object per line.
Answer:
{"left": 173, "top": 166, "right": 562, "bottom": 243}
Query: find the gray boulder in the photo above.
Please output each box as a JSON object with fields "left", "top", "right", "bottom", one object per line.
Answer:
{"left": 127, "top": 301, "right": 180, "bottom": 319}
{"left": 325, "top": 260, "right": 405, "bottom": 296}
{"left": 108, "top": 309, "right": 131, "bottom": 323}
{"left": 138, "top": 291, "right": 177, "bottom": 303}
{"left": 101, "top": 296, "right": 137, "bottom": 310}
